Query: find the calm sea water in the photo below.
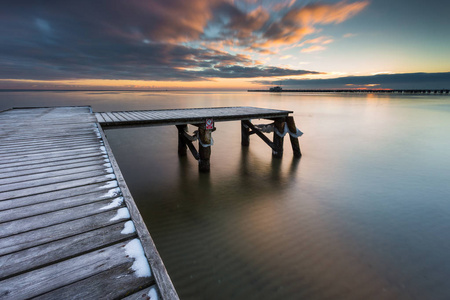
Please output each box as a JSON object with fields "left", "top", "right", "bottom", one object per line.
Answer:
{"left": 2, "top": 91, "right": 450, "bottom": 299}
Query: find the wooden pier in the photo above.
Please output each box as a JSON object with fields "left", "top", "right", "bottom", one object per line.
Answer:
{"left": 0, "top": 106, "right": 302, "bottom": 299}
{"left": 0, "top": 107, "right": 177, "bottom": 300}
{"left": 95, "top": 106, "right": 302, "bottom": 172}
{"left": 248, "top": 89, "right": 450, "bottom": 94}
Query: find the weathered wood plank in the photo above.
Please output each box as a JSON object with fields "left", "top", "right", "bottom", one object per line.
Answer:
{"left": 122, "top": 284, "right": 160, "bottom": 300}
{"left": 0, "top": 162, "right": 111, "bottom": 186}
{"left": 0, "top": 240, "right": 152, "bottom": 300}
{"left": 97, "top": 106, "right": 291, "bottom": 128}
{"left": 0, "top": 145, "right": 105, "bottom": 164}
{"left": 0, "top": 168, "right": 114, "bottom": 193}
{"left": 94, "top": 112, "right": 106, "bottom": 123}
{"left": 111, "top": 112, "right": 129, "bottom": 122}
{"left": 0, "top": 221, "right": 136, "bottom": 280}
{"left": 0, "top": 187, "right": 120, "bottom": 221}
{"left": 34, "top": 262, "right": 154, "bottom": 300}
{"left": 0, "top": 181, "right": 116, "bottom": 211}
{"left": 0, "top": 132, "right": 100, "bottom": 145}
{"left": 0, "top": 209, "right": 127, "bottom": 256}
{"left": 100, "top": 112, "right": 115, "bottom": 123}
{"left": 0, "top": 156, "right": 108, "bottom": 180}
{"left": 0, "top": 153, "right": 108, "bottom": 175}
{"left": 0, "top": 198, "right": 126, "bottom": 238}
{"left": 0, "top": 136, "right": 100, "bottom": 152}
{"left": 0, "top": 127, "right": 98, "bottom": 139}
{"left": 106, "top": 112, "right": 122, "bottom": 123}
{"left": 0, "top": 147, "right": 104, "bottom": 167}
{"left": 0, "top": 175, "right": 116, "bottom": 201}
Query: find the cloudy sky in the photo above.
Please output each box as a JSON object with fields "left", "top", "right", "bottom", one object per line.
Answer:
{"left": 0, "top": 0, "right": 449, "bottom": 90}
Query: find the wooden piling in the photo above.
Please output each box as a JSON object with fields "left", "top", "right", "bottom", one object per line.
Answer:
{"left": 241, "top": 120, "right": 250, "bottom": 147}
{"left": 286, "top": 116, "right": 302, "bottom": 157}
{"left": 198, "top": 127, "right": 212, "bottom": 172}
{"left": 272, "top": 118, "right": 285, "bottom": 158}
{"left": 176, "top": 125, "right": 188, "bottom": 156}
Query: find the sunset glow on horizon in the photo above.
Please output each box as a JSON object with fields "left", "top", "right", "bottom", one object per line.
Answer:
{"left": 1, "top": 0, "right": 449, "bottom": 90}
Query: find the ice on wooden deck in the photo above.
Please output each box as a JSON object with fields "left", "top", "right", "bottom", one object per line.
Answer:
{"left": 121, "top": 220, "right": 136, "bottom": 234}
{"left": 110, "top": 207, "right": 130, "bottom": 221}
{"left": 124, "top": 239, "right": 152, "bottom": 277}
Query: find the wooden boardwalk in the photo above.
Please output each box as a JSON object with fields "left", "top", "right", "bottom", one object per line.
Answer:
{"left": 0, "top": 107, "right": 178, "bottom": 300}
{"left": 95, "top": 106, "right": 300, "bottom": 172}
{"left": 0, "top": 105, "right": 301, "bottom": 298}
{"left": 95, "top": 106, "right": 292, "bottom": 127}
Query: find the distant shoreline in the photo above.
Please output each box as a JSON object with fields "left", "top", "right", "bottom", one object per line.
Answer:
{"left": 248, "top": 89, "right": 450, "bottom": 94}
{"left": 0, "top": 89, "right": 171, "bottom": 92}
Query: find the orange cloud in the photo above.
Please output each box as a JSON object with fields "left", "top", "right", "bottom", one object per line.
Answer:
{"left": 262, "top": 0, "right": 369, "bottom": 46}
{"left": 288, "top": 0, "right": 370, "bottom": 26}
{"left": 298, "top": 36, "right": 334, "bottom": 47}
{"left": 301, "top": 45, "right": 326, "bottom": 53}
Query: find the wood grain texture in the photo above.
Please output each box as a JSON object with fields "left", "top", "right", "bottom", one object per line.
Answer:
{"left": 96, "top": 106, "right": 291, "bottom": 128}
{"left": 0, "top": 107, "right": 173, "bottom": 299}
{"left": 0, "top": 209, "right": 127, "bottom": 256}
{"left": 0, "top": 241, "right": 150, "bottom": 300}
{"left": 0, "top": 221, "right": 136, "bottom": 280}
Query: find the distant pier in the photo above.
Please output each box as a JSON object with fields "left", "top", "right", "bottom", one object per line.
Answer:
{"left": 248, "top": 89, "right": 450, "bottom": 94}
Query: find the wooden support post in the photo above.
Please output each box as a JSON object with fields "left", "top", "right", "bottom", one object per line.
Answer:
{"left": 198, "top": 126, "right": 212, "bottom": 172}
{"left": 176, "top": 125, "right": 188, "bottom": 156}
{"left": 272, "top": 118, "right": 285, "bottom": 158}
{"left": 286, "top": 116, "right": 302, "bottom": 158}
{"left": 241, "top": 120, "right": 250, "bottom": 147}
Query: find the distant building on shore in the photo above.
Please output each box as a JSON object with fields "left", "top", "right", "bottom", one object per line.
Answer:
{"left": 269, "top": 86, "right": 282, "bottom": 92}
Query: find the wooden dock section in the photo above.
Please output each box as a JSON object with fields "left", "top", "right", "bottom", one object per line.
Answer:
{"left": 0, "top": 106, "right": 302, "bottom": 299}
{"left": 0, "top": 107, "right": 178, "bottom": 300}
{"left": 95, "top": 106, "right": 292, "bottom": 127}
{"left": 96, "top": 107, "right": 302, "bottom": 172}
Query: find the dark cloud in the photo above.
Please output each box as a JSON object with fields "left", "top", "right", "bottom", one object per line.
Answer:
{"left": 0, "top": 0, "right": 325, "bottom": 82}
{"left": 256, "top": 72, "right": 450, "bottom": 89}
{"left": 195, "top": 65, "right": 321, "bottom": 78}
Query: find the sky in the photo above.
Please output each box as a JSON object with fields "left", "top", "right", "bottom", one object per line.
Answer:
{"left": 0, "top": 0, "right": 449, "bottom": 90}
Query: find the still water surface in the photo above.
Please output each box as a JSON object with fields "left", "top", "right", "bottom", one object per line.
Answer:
{"left": 2, "top": 91, "right": 450, "bottom": 299}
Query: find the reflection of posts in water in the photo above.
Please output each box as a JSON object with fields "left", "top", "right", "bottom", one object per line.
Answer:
{"left": 289, "top": 156, "right": 300, "bottom": 179}
{"left": 239, "top": 146, "right": 250, "bottom": 176}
